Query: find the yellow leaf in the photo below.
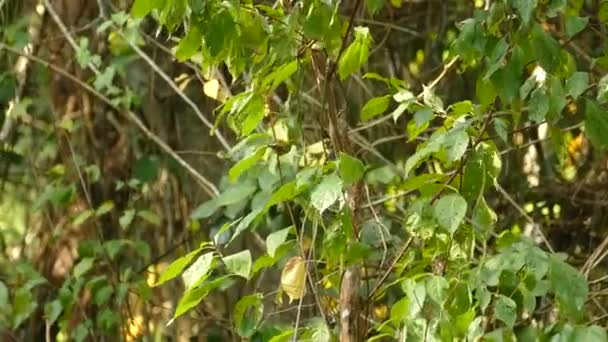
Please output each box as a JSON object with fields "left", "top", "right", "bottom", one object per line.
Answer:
{"left": 373, "top": 304, "right": 389, "bottom": 320}
{"left": 204, "top": 79, "right": 225, "bottom": 102}
{"left": 280, "top": 256, "right": 307, "bottom": 303}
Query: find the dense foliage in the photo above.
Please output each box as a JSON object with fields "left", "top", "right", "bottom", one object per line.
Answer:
{"left": 1, "top": 0, "right": 608, "bottom": 341}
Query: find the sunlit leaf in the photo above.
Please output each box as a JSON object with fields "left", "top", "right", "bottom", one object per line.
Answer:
{"left": 266, "top": 226, "right": 293, "bottom": 258}
{"left": 361, "top": 95, "right": 391, "bottom": 122}
{"left": 229, "top": 147, "right": 266, "bottom": 182}
{"left": 223, "top": 250, "right": 252, "bottom": 279}
{"left": 74, "top": 257, "right": 94, "bottom": 278}
{"left": 182, "top": 252, "right": 215, "bottom": 290}
{"left": 155, "top": 246, "right": 205, "bottom": 286}
{"left": 310, "top": 173, "right": 343, "bottom": 214}
{"left": 338, "top": 27, "right": 371, "bottom": 80}
{"left": 176, "top": 26, "right": 202, "bottom": 61}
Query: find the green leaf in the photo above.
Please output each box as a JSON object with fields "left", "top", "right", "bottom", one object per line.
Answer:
{"left": 548, "top": 75, "right": 567, "bottom": 121}
{"left": 366, "top": 0, "right": 384, "bottom": 15}
{"left": 476, "top": 76, "right": 497, "bottom": 110}
{"left": 310, "top": 173, "right": 343, "bottom": 214}
{"left": 426, "top": 275, "right": 449, "bottom": 304}
{"left": 176, "top": 26, "right": 202, "bottom": 62}
{"left": 491, "top": 45, "right": 524, "bottom": 104}
{"left": 119, "top": 209, "right": 136, "bottom": 229}
{"left": 223, "top": 250, "right": 252, "bottom": 279}
{"left": 74, "top": 257, "right": 94, "bottom": 278}
{"left": 512, "top": 0, "right": 538, "bottom": 25}
{"left": 13, "top": 288, "right": 37, "bottom": 328}
{"left": 451, "top": 100, "right": 474, "bottom": 117}
{"left": 495, "top": 295, "right": 517, "bottom": 328}
{"left": 445, "top": 129, "right": 469, "bottom": 162}
{"left": 234, "top": 293, "right": 264, "bottom": 338}
{"left": 190, "top": 199, "right": 220, "bottom": 219}
{"left": 565, "top": 16, "right": 588, "bottom": 38}
{"left": 173, "top": 276, "right": 231, "bottom": 320}
{"left": 585, "top": 99, "right": 608, "bottom": 149}
{"left": 532, "top": 27, "right": 561, "bottom": 73}
{"left": 566, "top": 72, "right": 589, "bottom": 100}
{"left": 182, "top": 252, "right": 215, "bottom": 290}
{"left": 549, "top": 255, "right": 588, "bottom": 317}
{"left": 266, "top": 181, "right": 300, "bottom": 210}
{"left": 0, "top": 281, "right": 7, "bottom": 307}
{"left": 131, "top": 0, "right": 161, "bottom": 18}
{"left": 44, "top": 299, "right": 63, "bottom": 324}
{"left": 598, "top": 74, "right": 608, "bottom": 104}
{"left": 339, "top": 153, "right": 365, "bottom": 185}
{"left": 528, "top": 88, "right": 549, "bottom": 123}
{"left": 240, "top": 94, "right": 266, "bottom": 137}
{"left": 155, "top": 246, "right": 204, "bottom": 286}
{"left": 404, "top": 130, "right": 446, "bottom": 177}
{"left": 309, "top": 318, "right": 332, "bottom": 342}
{"left": 407, "top": 107, "right": 433, "bottom": 141}
{"left": 361, "top": 95, "right": 391, "bottom": 122}
{"left": 203, "top": 10, "right": 235, "bottom": 60}
{"left": 94, "top": 285, "right": 114, "bottom": 306}
{"left": 137, "top": 210, "right": 161, "bottom": 226}
{"left": 104, "top": 240, "right": 127, "bottom": 260}
{"left": 484, "top": 38, "right": 509, "bottom": 80}
{"left": 338, "top": 27, "right": 371, "bottom": 80}
{"left": 472, "top": 197, "right": 497, "bottom": 233}
{"left": 95, "top": 201, "right": 114, "bottom": 216}
{"left": 422, "top": 85, "right": 444, "bottom": 112}
{"left": 566, "top": 325, "right": 608, "bottom": 342}
{"left": 269, "top": 330, "right": 295, "bottom": 342}
{"left": 390, "top": 297, "right": 410, "bottom": 323}
{"left": 266, "top": 227, "right": 293, "bottom": 258}
{"left": 434, "top": 193, "right": 467, "bottom": 235}
{"left": 262, "top": 60, "right": 298, "bottom": 91}
{"left": 229, "top": 148, "right": 266, "bottom": 182}
{"left": 97, "top": 308, "right": 120, "bottom": 332}
{"left": 219, "top": 184, "right": 258, "bottom": 207}
{"left": 73, "top": 209, "right": 94, "bottom": 227}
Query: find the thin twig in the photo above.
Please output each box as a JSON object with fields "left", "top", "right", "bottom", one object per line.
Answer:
{"left": 367, "top": 236, "right": 414, "bottom": 301}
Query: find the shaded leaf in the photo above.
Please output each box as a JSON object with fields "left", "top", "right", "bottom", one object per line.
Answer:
{"left": 495, "top": 295, "right": 517, "bottom": 328}
{"left": 339, "top": 153, "right": 365, "bottom": 185}
{"left": 234, "top": 294, "right": 264, "bottom": 338}
{"left": 565, "top": 16, "right": 588, "bottom": 38}
{"left": 74, "top": 257, "right": 94, "bottom": 278}
{"left": 566, "top": 72, "right": 589, "bottom": 100}
{"left": 434, "top": 193, "right": 467, "bottom": 235}
{"left": 310, "top": 173, "right": 342, "bottom": 214}
{"left": 585, "top": 99, "right": 608, "bottom": 149}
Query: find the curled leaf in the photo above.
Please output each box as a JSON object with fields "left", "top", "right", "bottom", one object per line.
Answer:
{"left": 280, "top": 256, "right": 307, "bottom": 303}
